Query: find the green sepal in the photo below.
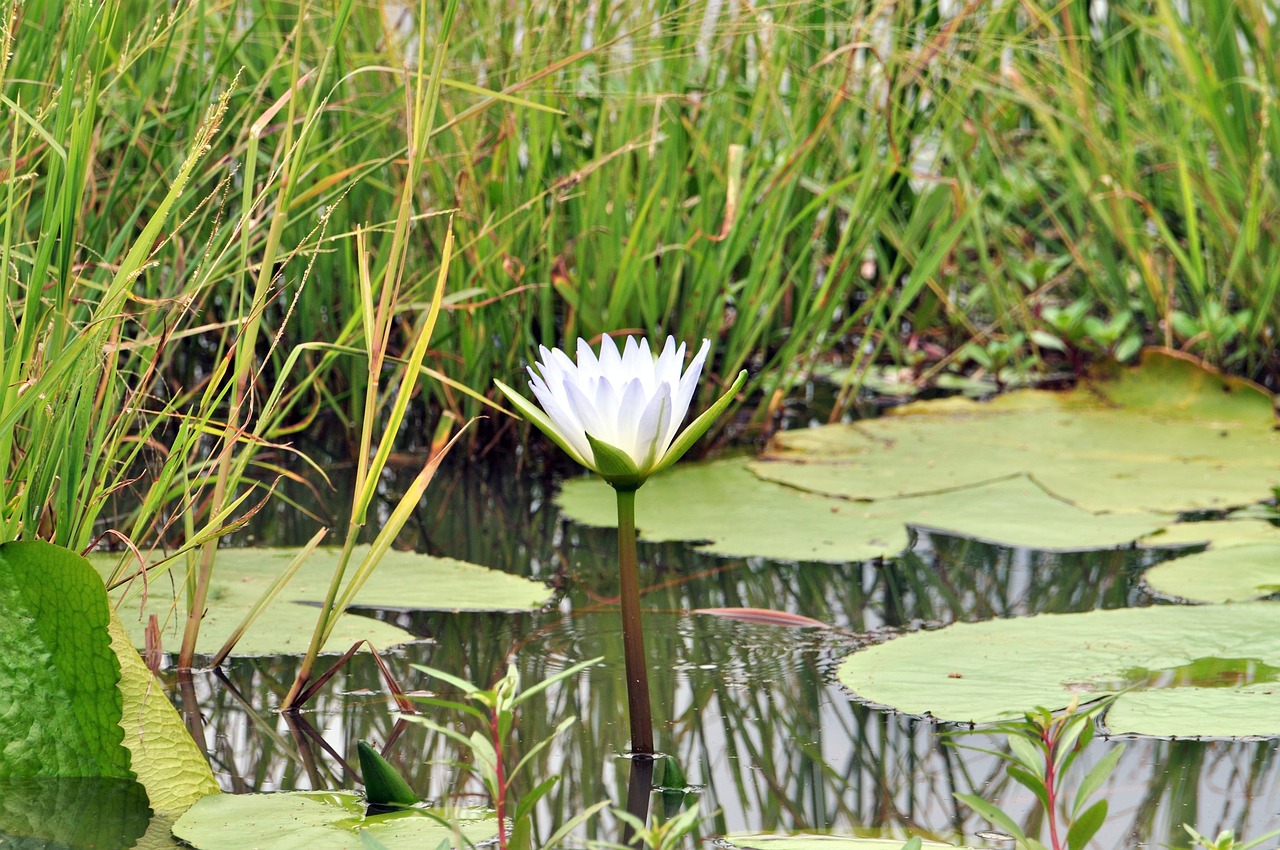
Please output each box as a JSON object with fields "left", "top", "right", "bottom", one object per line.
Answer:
{"left": 651, "top": 369, "right": 747, "bottom": 477}
{"left": 494, "top": 379, "right": 591, "bottom": 468}
{"left": 357, "top": 741, "right": 419, "bottom": 807}
{"left": 585, "top": 433, "right": 645, "bottom": 490}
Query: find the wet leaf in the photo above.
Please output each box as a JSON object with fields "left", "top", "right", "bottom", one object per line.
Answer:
{"left": 0, "top": 541, "right": 131, "bottom": 779}
{"left": 95, "top": 546, "right": 550, "bottom": 656}
{"left": 108, "top": 610, "right": 219, "bottom": 815}
{"left": 172, "top": 791, "right": 496, "bottom": 849}
{"left": 558, "top": 461, "right": 1164, "bottom": 563}
{"left": 753, "top": 350, "right": 1279, "bottom": 515}
{"left": 838, "top": 602, "right": 1280, "bottom": 737}
{"left": 1140, "top": 520, "right": 1280, "bottom": 603}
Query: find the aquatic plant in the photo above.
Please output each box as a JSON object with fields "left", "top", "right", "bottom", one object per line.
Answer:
{"left": 403, "top": 659, "right": 608, "bottom": 850}
{"left": 497, "top": 335, "right": 745, "bottom": 754}
{"left": 951, "top": 701, "right": 1121, "bottom": 850}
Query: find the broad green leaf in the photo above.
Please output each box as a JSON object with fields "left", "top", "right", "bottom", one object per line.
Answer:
{"left": 719, "top": 834, "right": 975, "bottom": 849}
{"left": 753, "top": 350, "right": 1279, "bottom": 515}
{"left": 558, "top": 461, "right": 1165, "bottom": 563}
{"left": 0, "top": 778, "right": 150, "bottom": 849}
{"left": 0, "top": 541, "right": 131, "bottom": 779}
{"left": 1141, "top": 520, "right": 1280, "bottom": 603}
{"left": 172, "top": 791, "right": 495, "bottom": 849}
{"left": 94, "top": 546, "right": 550, "bottom": 657}
{"left": 838, "top": 602, "right": 1280, "bottom": 737}
{"left": 108, "top": 611, "right": 219, "bottom": 815}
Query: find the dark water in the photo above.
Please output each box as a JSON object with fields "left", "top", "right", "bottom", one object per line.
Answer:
{"left": 165, "top": 449, "right": 1280, "bottom": 848}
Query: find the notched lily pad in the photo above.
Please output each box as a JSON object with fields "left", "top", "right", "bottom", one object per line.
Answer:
{"left": 753, "top": 350, "right": 1280, "bottom": 515}
{"left": 1140, "top": 520, "right": 1280, "bottom": 603}
{"left": 96, "top": 546, "right": 551, "bottom": 657}
{"left": 838, "top": 602, "right": 1280, "bottom": 737}
{"left": 172, "top": 790, "right": 495, "bottom": 849}
{"left": 558, "top": 463, "right": 1164, "bottom": 563}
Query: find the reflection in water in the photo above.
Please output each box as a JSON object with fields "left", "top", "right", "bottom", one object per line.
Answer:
{"left": 161, "top": 452, "right": 1280, "bottom": 848}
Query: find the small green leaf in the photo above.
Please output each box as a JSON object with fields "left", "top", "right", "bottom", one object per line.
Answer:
{"left": 954, "top": 792, "right": 1029, "bottom": 843}
{"left": 1073, "top": 744, "right": 1124, "bottom": 817}
{"left": 1066, "top": 799, "right": 1108, "bottom": 850}
{"left": 1007, "top": 765, "right": 1051, "bottom": 813}
{"left": 358, "top": 742, "right": 419, "bottom": 807}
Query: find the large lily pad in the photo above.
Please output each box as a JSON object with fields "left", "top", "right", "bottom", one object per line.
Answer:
{"left": 172, "top": 791, "right": 495, "bottom": 849}
{"left": 0, "top": 541, "right": 131, "bottom": 779}
{"left": 558, "top": 461, "right": 1166, "bottom": 563}
{"left": 1140, "top": 520, "right": 1280, "bottom": 603}
{"left": 96, "top": 547, "right": 551, "bottom": 657}
{"left": 752, "top": 350, "right": 1280, "bottom": 515}
{"left": 838, "top": 602, "right": 1280, "bottom": 737}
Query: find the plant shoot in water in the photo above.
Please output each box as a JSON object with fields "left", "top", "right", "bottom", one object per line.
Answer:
{"left": 951, "top": 700, "right": 1122, "bottom": 850}
{"left": 496, "top": 336, "right": 746, "bottom": 755}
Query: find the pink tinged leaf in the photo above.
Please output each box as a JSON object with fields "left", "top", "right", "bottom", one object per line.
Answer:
{"left": 693, "top": 607, "right": 835, "bottom": 629}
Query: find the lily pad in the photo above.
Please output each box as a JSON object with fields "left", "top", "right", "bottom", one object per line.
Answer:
{"left": 0, "top": 541, "right": 131, "bottom": 779}
{"left": 752, "top": 350, "right": 1280, "bottom": 515}
{"left": 172, "top": 791, "right": 496, "bottom": 849}
{"left": 557, "top": 462, "right": 1165, "bottom": 562}
{"left": 1140, "top": 520, "right": 1280, "bottom": 603}
{"left": 0, "top": 778, "right": 151, "bottom": 850}
{"left": 109, "top": 611, "right": 219, "bottom": 814}
{"left": 95, "top": 546, "right": 551, "bottom": 657}
{"left": 720, "top": 836, "right": 972, "bottom": 849}
{"left": 838, "top": 602, "right": 1280, "bottom": 737}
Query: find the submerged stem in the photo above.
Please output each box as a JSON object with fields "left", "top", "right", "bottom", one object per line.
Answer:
{"left": 615, "top": 486, "right": 654, "bottom": 755}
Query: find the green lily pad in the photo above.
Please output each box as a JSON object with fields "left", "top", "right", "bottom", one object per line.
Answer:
{"left": 838, "top": 602, "right": 1280, "bottom": 737}
{"left": 172, "top": 791, "right": 496, "bottom": 849}
{"left": 0, "top": 541, "right": 131, "bottom": 779}
{"left": 95, "top": 547, "right": 551, "bottom": 657}
{"left": 1140, "top": 520, "right": 1280, "bottom": 603}
{"left": 558, "top": 462, "right": 1165, "bottom": 562}
{"left": 752, "top": 350, "right": 1280, "bottom": 515}
{"left": 720, "top": 836, "right": 972, "bottom": 849}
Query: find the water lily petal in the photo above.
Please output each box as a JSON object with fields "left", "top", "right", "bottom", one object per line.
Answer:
{"left": 634, "top": 381, "right": 674, "bottom": 468}
{"left": 526, "top": 370, "right": 592, "bottom": 461}
{"left": 561, "top": 377, "right": 610, "bottom": 451}
{"left": 599, "top": 334, "right": 624, "bottom": 382}
{"left": 653, "top": 367, "right": 748, "bottom": 476}
{"left": 614, "top": 376, "right": 651, "bottom": 461}
{"left": 621, "top": 336, "right": 654, "bottom": 395}
{"left": 665, "top": 339, "right": 710, "bottom": 448}
{"left": 575, "top": 337, "right": 601, "bottom": 382}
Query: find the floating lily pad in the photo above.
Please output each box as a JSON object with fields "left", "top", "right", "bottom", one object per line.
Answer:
{"left": 1140, "top": 520, "right": 1280, "bottom": 603}
{"left": 172, "top": 791, "right": 495, "bottom": 849}
{"left": 95, "top": 547, "right": 551, "bottom": 657}
{"left": 720, "top": 836, "right": 973, "bottom": 849}
{"left": 838, "top": 602, "right": 1280, "bottom": 737}
{"left": 753, "top": 350, "right": 1280, "bottom": 515}
{"left": 558, "top": 462, "right": 1165, "bottom": 562}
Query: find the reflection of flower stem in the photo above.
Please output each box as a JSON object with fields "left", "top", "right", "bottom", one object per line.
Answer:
{"left": 616, "top": 486, "right": 654, "bottom": 755}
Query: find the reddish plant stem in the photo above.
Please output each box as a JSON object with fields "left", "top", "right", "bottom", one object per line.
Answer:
{"left": 1043, "top": 724, "right": 1063, "bottom": 850}
{"left": 615, "top": 487, "right": 655, "bottom": 755}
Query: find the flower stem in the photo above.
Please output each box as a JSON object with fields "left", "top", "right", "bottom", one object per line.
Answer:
{"left": 614, "top": 486, "right": 654, "bottom": 755}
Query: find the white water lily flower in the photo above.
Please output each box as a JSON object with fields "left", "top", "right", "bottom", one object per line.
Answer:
{"left": 495, "top": 336, "right": 747, "bottom": 490}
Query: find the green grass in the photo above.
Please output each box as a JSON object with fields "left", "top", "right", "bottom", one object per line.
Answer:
{"left": 4, "top": 0, "right": 1280, "bottom": 557}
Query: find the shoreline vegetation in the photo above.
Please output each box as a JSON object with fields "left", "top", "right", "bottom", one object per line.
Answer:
{"left": 4, "top": 0, "right": 1278, "bottom": 553}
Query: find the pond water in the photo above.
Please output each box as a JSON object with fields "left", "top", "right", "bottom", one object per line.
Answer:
{"left": 166, "top": 444, "right": 1280, "bottom": 849}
